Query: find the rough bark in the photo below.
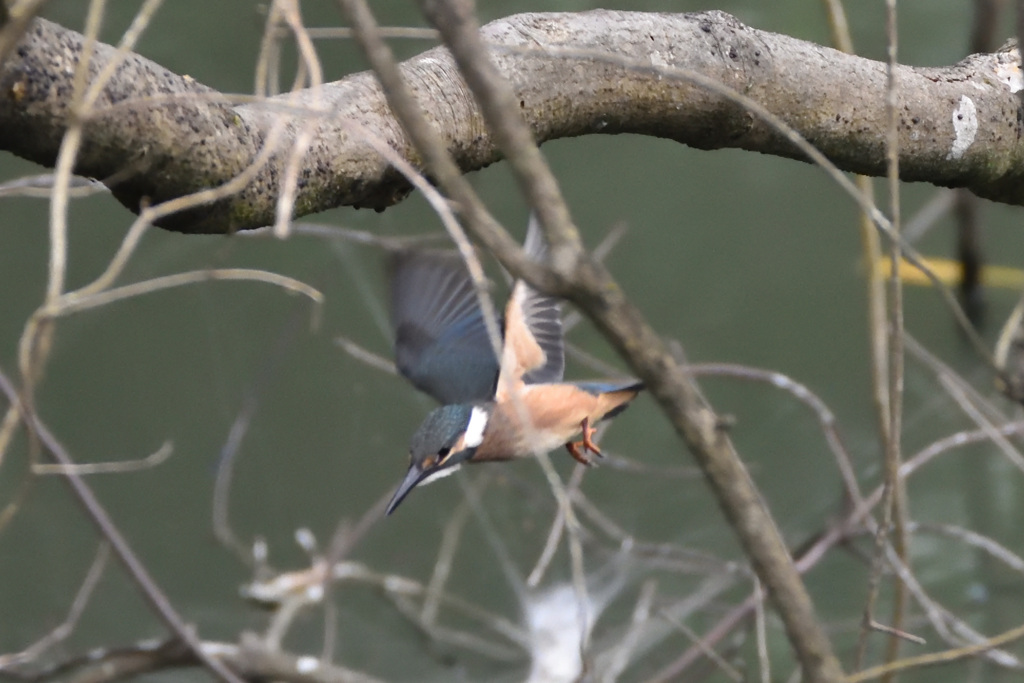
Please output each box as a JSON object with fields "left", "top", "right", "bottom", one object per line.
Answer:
{"left": 0, "top": 10, "right": 1021, "bottom": 234}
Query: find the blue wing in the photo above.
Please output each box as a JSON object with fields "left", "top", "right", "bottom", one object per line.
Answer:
{"left": 390, "top": 215, "right": 566, "bottom": 403}
{"left": 572, "top": 380, "right": 645, "bottom": 396}
{"left": 573, "top": 379, "right": 644, "bottom": 420}
{"left": 390, "top": 248, "right": 499, "bottom": 404}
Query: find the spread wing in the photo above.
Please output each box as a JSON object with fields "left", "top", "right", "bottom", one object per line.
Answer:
{"left": 497, "top": 215, "right": 565, "bottom": 396}
{"left": 390, "top": 248, "right": 499, "bottom": 405}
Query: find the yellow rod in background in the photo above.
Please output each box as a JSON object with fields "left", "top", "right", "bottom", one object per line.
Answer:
{"left": 873, "top": 257, "right": 1024, "bottom": 290}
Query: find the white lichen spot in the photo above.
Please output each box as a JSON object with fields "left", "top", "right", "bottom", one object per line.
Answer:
{"left": 296, "top": 656, "right": 319, "bottom": 674}
{"left": 946, "top": 95, "right": 977, "bottom": 161}
{"left": 294, "top": 527, "right": 316, "bottom": 552}
{"left": 304, "top": 583, "right": 324, "bottom": 603}
{"left": 996, "top": 61, "right": 1023, "bottom": 93}
{"left": 331, "top": 561, "right": 358, "bottom": 580}
{"left": 650, "top": 51, "right": 670, "bottom": 69}
{"left": 383, "top": 575, "right": 418, "bottom": 593}
{"left": 202, "top": 642, "right": 235, "bottom": 657}
{"left": 252, "top": 537, "right": 268, "bottom": 564}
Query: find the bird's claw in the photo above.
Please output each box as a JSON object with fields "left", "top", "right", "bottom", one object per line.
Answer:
{"left": 565, "top": 418, "right": 602, "bottom": 466}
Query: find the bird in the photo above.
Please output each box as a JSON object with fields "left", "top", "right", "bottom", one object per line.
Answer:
{"left": 385, "top": 215, "right": 643, "bottom": 515}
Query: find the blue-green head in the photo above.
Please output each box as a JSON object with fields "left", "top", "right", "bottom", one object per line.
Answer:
{"left": 386, "top": 403, "right": 491, "bottom": 515}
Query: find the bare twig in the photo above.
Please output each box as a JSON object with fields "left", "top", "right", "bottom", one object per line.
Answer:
{"left": 687, "top": 363, "right": 864, "bottom": 506}
{"left": 421, "top": 499, "right": 471, "bottom": 625}
{"left": 654, "top": 607, "right": 744, "bottom": 682}
{"left": 212, "top": 395, "right": 261, "bottom": 561}
{"left": 0, "top": 364, "right": 245, "bottom": 683}
{"left": 911, "top": 521, "right": 1024, "bottom": 574}
{"left": 14, "top": 636, "right": 387, "bottom": 683}
{"left": 651, "top": 417, "right": 1024, "bottom": 678}
{"left": 272, "top": 0, "right": 324, "bottom": 239}
{"left": 754, "top": 577, "right": 771, "bottom": 683}
{"left": 0, "top": 0, "right": 49, "bottom": 67}
{"left": 32, "top": 441, "right": 172, "bottom": 475}
{"left": 0, "top": 173, "right": 107, "bottom": 198}
{"left": 333, "top": 336, "right": 397, "bottom": 375}
{"left": 49, "top": 269, "right": 322, "bottom": 318}
{"left": 0, "top": 542, "right": 110, "bottom": 671}
{"left": 414, "top": 1, "right": 845, "bottom": 678}
{"left": 337, "top": 0, "right": 597, "bottom": 657}
{"left": 213, "top": 305, "right": 324, "bottom": 562}
{"left": 846, "top": 619, "right": 1024, "bottom": 682}
{"left": 865, "top": 2, "right": 910, "bottom": 672}
{"left": 526, "top": 464, "right": 586, "bottom": 588}
{"left": 598, "top": 579, "right": 656, "bottom": 683}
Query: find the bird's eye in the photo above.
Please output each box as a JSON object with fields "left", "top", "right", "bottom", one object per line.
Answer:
{"left": 437, "top": 447, "right": 451, "bottom": 463}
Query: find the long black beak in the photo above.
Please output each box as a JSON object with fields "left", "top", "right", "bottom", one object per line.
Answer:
{"left": 385, "top": 465, "right": 424, "bottom": 515}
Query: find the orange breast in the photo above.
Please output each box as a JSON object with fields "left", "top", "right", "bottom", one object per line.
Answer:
{"left": 472, "top": 384, "right": 638, "bottom": 461}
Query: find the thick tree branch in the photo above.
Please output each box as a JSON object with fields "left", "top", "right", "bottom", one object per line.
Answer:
{"left": 0, "top": 11, "right": 1022, "bottom": 233}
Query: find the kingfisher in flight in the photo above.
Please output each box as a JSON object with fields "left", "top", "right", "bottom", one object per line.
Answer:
{"left": 385, "top": 216, "right": 643, "bottom": 515}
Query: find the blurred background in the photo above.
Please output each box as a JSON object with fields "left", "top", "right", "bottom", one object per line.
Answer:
{"left": 1, "top": 1, "right": 1022, "bottom": 681}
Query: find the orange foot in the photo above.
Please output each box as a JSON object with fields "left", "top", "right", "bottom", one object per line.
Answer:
{"left": 565, "top": 417, "right": 603, "bottom": 466}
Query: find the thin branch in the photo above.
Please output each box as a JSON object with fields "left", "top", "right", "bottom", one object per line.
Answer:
{"left": 333, "top": 336, "right": 397, "bottom": 374}
{"left": 654, "top": 607, "right": 744, "bottom": 682}
{"left": 414, "top": 2, "right": 845, "bottom": 679}
{"left": 337, "top": 0, "right": 594, "bottom": 655}
{"left": 14, "top": 636, "right": 386, "bottom": 683}
{"left": 418, "top": 0, "right": 584, "bottom": 270}
{"left": 0, "top": 0, "right": 48, "bottom": 67}
{"left": 650, "top": 417, "right": 1024, "bottom": 678}
{"left": 42, "top": 268, "right": 323, "bottom": 318}
{"left": 212, "top": 307, "right": 315, "bottom": 563}
{"left": 598, "top": 579, "right": 657, "bottom": 683}
{"left": 0, "top": 364, "right": 245, "bottom": 683}
{"left": 910, "top": 521, "right": 1024, "bottom": 574}
{"left": 846, "top": 620, "right": 1024, "bottom": 682}
{"left": 272, "top": 0, "right": 324, "bottom": 239}
{"left": 687, "top": 362, "right": 864, "bottom": 506}
{"left": 872, "top": 1, "right": 910, "bottom": 673}
{"left": 421, "top": 499, "right": 471, "bottom": 626}
{"left": 754, "top": 577, "right": 771, "bottom": 683}
{"left": 526, "top": 464, "right": 586, "bottom": 588}
{"left": 32, "top": 441, "right": 172, "bottom": 475}
{"left": 0, "top": 173, "right": 107, "bottom": 198}
{"left": 0, "top": 542, "right": 110, "bottom": 671}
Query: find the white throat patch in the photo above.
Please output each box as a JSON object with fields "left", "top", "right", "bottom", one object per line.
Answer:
{"left": 464, "top": 405, "right": 489, "bottom": 448}
{"left": 420, "top": 463, "right": 462, "bottom": 486}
